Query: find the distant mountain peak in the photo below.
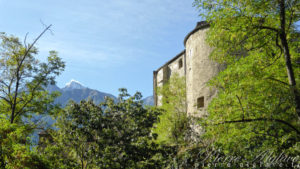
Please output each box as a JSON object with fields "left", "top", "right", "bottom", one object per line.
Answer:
{"left": 63, "top": 79, "right": 86, "bottom": 90}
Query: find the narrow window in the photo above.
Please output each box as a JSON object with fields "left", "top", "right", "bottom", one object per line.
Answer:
{"left": 178, "top": 59, "right": 183, "bottom": 69}
{"left": 197, "top": 96, "right": 204, "bottom": 109}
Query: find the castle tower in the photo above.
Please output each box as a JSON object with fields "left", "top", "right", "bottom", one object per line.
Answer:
{"left": 154, "top": 21, "right": 222, "bottom": 117}
{"left": 184, "top": 21, "right": 222, "bottom": 116}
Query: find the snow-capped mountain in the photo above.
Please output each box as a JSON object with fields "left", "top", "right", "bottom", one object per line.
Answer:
{"left": 62, "top": 79, "right": 86, "bottom": 91}
{"left": 47, "top": 80, "right": 154, "bottom": 106}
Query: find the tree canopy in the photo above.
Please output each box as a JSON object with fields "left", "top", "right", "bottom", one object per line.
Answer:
{"left": 0, "top": 26, "right": 65, "bottom": 124}
{"left": 154, "top": 73, "right": 188, "bottom": 144}
{"left": 0, "top": 27, "right": 65, "bottom": 168}
{"left": 40, "top": 89, "right": 166, "bottom": 169}
{"left": 194, "top": 0, "right": 299, "bottom": 166}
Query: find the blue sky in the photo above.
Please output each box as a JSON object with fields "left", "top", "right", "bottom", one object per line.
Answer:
{"left": 0, "top": 0, "right": 201, "bottom": 97}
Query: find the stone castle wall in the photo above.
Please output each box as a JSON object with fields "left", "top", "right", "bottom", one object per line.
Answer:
{"left": 153, "top": 51, "right": 185, "bottom": 106}
{"left": 153, "top": 21, "right": 222, "bottom": 116}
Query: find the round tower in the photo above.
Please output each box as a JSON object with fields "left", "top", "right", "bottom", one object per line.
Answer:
{"left": 184, "top": 21, "right": 223, "bottom": 117}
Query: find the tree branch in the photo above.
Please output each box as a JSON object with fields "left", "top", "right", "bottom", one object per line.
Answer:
{"left": 266, "top": 77, "right": 289, "bottom": 86}
{"left": 9, "top": 25, "right": 52, "bottom": 123}
{"left": 14, "top": 71, "right": 51, "bottom": 119}
{"left": 253, "top": 25, "right": 279, "bottom": 32}
{"left": 23, "top": 24, "right": 52, "bottom": 61}
{"left": 236, "top": 95, "right": 245, "bottom": 120}
{"left": 24, "top": 32, "right": 29, "bottom": 49}
{"left": 216, "top": 118, "right": 300, "bottom": 136}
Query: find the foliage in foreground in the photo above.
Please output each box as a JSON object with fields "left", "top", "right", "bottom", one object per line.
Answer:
{"left": 0, "top": 28, "right": 65, "bottom": 124}
{"left": 40, "top": 89, "right": 169, "bottom": 169}
{"left": 194, "top": 0, "right": 300, "bottom": 166}
{"left": 0, "top": 118, "right": 50, "bottom": 169}
{"left": 154, "top": 73, "right": 189, "bottom": 145}
{"left": 0, "top": 27, "right": 64, "bottom": 168}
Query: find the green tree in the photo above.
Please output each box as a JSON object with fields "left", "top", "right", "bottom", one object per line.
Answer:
{"left": 153, "top": 74, "right": 212, "bottom": 169}
{"left": 194, "top": 0, "right": 300, "bottom": 165}
{"left": 42, "top": 89, "right": 164, "bottom": 169}
{"left": 38, "top": 128, "right": 82, "bottom": 169}
{"left": 0, "top": 25, "right": 65, "bottom": 124}
{"left": 0, "top": 118, "right": 50, "bottom": 169}
{"left": 0, "top": 26, "right": 65, "bottom": 168}
{"left": 154, "top": 73, "right": 188, "bottom": 144}
{"left": 194, "top": 0, "right": 300, "bottom": 118}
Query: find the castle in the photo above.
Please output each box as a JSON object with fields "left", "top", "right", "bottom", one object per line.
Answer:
{"left": 153, "top": 21, "right": 223, "bottom": 116}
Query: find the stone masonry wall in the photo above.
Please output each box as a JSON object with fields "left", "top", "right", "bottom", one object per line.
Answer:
{"left": 154, "top": 21, "right": 222, "bottom": 118}
{"left": 185, "top": 27, "right": 222, "bottom": 117}
{"left": 153, "top": 52, "right": 185, "bottom": 106}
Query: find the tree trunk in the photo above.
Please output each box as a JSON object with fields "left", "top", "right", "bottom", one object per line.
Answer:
{"left": 279, "top": 0, "right": 300, "bottom": 119}
{"left": 10, "top": 79, "right": 20, "bottom": 124}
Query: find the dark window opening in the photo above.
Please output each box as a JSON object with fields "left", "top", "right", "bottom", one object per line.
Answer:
{"left": 197, "top": 96, "right": 204, "bottom": 109}
{"left": 162, "top": 66, "right": 171, "bottom": 84}
{"left": 178, "top": 59, "right": 183, "bottom": 69}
